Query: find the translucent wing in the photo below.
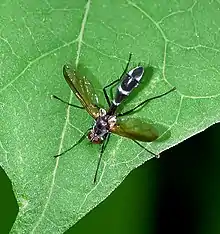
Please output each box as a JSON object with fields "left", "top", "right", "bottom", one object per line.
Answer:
{"left": 111, "top": 116, "right": 159, "bottom": 142}
{"left": 63, "top": 64, "right": 100, "bottom": 118}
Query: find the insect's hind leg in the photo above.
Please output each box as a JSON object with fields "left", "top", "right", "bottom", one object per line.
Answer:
{"left": 103, "top": 53, "right": 133, "bottom": 106}
{"left": 132, "top": 140, "right": 159, "bottom": 158}
{"left": 118, "top": 87, "right": 176, "bottom": 117}
{"left": 52, "top": 95, "right": 84, "bottom": 109}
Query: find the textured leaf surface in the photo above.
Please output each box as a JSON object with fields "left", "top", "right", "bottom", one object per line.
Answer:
{"left": 0, "top": 0, "right": 220, "bottom": 233}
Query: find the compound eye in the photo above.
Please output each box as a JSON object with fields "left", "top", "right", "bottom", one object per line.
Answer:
{"left": 93, "top": 138, "right": 102, "bottom": 144}
{"left": 88, "top": 131, "right": 102, "bottom": 144}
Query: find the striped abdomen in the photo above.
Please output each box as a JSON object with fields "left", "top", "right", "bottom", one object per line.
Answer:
{"left": 108, "top": 66, "right": 144, "bottom": 115}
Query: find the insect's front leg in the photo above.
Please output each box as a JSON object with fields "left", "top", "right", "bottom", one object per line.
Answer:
{"left": 54, "top": 127, "right": 92, "bottom": 158}
{"left": 93, "top": 133, "right": 111, "bottom": 183}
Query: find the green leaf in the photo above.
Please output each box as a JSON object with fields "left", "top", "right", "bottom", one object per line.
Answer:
{"left": 1, "top": 0, "right": 219, "bottom": 233}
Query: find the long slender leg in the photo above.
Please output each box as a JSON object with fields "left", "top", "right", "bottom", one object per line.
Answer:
{"left": 103, "top": 53, "right": 133, "bottom": 106}
{"left": 103, "top": 79, "right": 121, "bottom": 106}
{"left": 52, "top": 95, "right": 84, "bottom": 109}
{"left": 93, "top": 133, "right": 111, "bottom": 183}
{"left": 132, "top": 140, "right": 159, "bottom": 158}
{"left": 118, "top": 87, "right": 176, "bottom": 117}
{"left": 54, "top": 128, "right": 91, "bottom": 158}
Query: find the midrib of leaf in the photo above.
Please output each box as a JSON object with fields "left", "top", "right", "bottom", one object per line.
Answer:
{"left": 30, "top": 0, "right": 91, "bottom": 232}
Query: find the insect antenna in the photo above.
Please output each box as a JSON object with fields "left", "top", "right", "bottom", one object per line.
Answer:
{"left": 132, "top": 139, "right": 159, "bottom": 158}
{"left": 52, "top": 95, "right": 84, "bottom": 109}
{"left": 93, "top": 133, "right": 111, "bottom": 183}
{"left": 54, "top": 128, "right": 92, "bottom": 158}
{"left": 118, "top": 87, "right": 176, "bottom": 117}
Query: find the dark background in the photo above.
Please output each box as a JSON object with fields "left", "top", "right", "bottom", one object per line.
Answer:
{"left": 1, "top": 123, "right": 220, "bottom": 234}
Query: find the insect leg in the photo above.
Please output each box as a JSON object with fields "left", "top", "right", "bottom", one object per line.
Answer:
{"left": 103, "top": 79, "right": 121, "bottom": 106}
{"left": 118, "top": 87, "right": 176, "bottom": 117}
{"left": 93, "top": 133, "right": 111, "bottom": 183}
{"left": 52, "top": 95, "right": 84, "bottom": 109}
{"left": 103, "top": 53, "right": 132, "bottom": 106}
{"left": 132, "top": 139, "right": 159, "bottom": 158}
{"left": 54, "top": 128, "right": 92, "bottom": 158}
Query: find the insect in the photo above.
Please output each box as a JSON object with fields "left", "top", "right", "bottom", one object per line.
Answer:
{"left": 53, "top": 54, "right": 175, "bottom": 183}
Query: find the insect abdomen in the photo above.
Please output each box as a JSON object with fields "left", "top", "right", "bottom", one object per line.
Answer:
{"left": 113, "top": 66, "right": 144, "bottom": 106}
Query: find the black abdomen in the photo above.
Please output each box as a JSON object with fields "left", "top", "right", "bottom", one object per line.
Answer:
{"left": 108, "top": 66, "right": 144, "bottom": 115}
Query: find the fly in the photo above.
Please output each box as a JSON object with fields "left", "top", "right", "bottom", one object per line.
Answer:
{"left": 53, "top": 54, "right": 175, "bottom": 183}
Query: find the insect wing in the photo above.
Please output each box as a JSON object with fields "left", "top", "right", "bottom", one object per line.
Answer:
{"left": 111, "top": 116, "right": 159, "bottom": 142}
{"left": 63, "top": 64, "right": 99, "bottom": 118}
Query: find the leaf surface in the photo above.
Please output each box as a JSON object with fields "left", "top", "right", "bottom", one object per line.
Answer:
{"left": 0, "top": 0, "right": 220, "bottom": 233}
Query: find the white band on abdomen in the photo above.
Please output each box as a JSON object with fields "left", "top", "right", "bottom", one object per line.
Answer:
{"left": 118, "top": 85, "right": 130, "bottom": 96}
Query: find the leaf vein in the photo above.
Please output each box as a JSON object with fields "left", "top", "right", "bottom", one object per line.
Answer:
{"left": 0, "top": 39, "right": 77, "bottom": 94}
{"left": 29, "top": 0, "right": 91, "bottom": 232}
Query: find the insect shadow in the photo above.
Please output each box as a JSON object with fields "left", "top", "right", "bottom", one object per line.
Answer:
{"left": 53, "top": 54, "right": 175, "bottom": 183}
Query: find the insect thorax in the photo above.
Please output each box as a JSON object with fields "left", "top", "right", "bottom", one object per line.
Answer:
{"left": 88, "top": 108, "right": 116, "bottom": 144}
